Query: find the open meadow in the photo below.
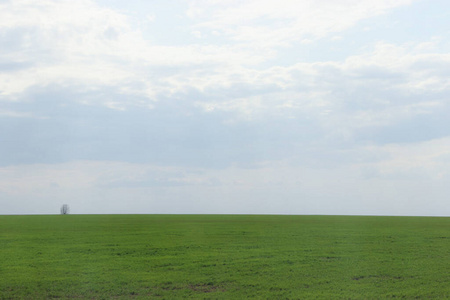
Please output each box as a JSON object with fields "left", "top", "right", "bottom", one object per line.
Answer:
{"left": 1, "top": 214, "right": 449, "bottom": 299}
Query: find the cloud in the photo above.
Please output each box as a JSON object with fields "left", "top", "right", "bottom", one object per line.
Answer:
{"left": 187, "top": 0, "right": 415, "bottom": 47}
{"left": 3, "top": 0, "right": 443, "bottom": 133}
{"left": 0, "top": 0, "right": 272, "bottom": 100}
{"left": 0, "top": 85, "right": 325, "bottom": 169}
{"left": 0, "top": 0, "right": 422, "bottom": 105}
{"left": 2, "top": 37, "right": 450, "bottom": 168}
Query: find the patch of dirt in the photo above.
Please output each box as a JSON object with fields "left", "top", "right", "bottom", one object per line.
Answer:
{"left": 189, "top": 283, "right": 224, "bottom": 293}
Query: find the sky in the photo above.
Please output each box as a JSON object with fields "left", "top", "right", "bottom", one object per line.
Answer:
{"left": 1, "top": 0, "right": 450, "bottom": 216}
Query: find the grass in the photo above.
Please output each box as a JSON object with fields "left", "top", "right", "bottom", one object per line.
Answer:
{"left": 0, "top": 214, "right": 449, "bottom": 299}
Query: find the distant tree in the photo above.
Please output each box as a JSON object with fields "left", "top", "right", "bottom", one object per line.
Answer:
{"left": 60, "top": 204, "right": 70, "bottom": 215}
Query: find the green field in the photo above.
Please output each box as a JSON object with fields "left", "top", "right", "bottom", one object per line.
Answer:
{"left": 1, "top": 215, "right": 449, "bottom": 299}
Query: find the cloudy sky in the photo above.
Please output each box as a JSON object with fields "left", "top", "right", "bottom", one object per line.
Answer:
{"left": 1, "top": 0, "right": 449, "bottom": 215}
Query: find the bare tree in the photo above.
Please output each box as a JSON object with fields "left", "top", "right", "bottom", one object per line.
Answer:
{"left": 60, "top": 204, "right": 70, "bottom": 215}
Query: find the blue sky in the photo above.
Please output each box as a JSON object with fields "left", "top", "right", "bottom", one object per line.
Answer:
{"left": 1, "top": 0, "right": 450, "bottom": 215}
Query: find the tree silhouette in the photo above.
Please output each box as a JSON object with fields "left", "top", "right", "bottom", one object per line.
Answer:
{"left": 60, "top": 204, "right": 70, "bottom": 215}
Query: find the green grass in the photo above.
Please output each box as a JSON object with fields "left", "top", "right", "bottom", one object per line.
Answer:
{"left": 1, "top": 215, "right": 449, "bottom": 299}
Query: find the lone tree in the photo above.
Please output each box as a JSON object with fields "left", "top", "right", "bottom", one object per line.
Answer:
{"left": 60, "top": 204, "right": 70, "bottom": 215}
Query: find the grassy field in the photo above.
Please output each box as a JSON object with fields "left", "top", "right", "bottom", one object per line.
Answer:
{"left": 0, "top": 214, "right": 449, "bottom": 299}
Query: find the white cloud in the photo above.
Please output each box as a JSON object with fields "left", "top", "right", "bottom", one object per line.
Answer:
{"left": 187, "top": 0, "right": 415, "bottom": 47}
{"left": 0, "top": 0, "right": 420, "bottom": 104}
{"left": 185, "top": 41, "right": 450, "bottom": 138}
{"left": 0, "top": 0, "right": 263, "bottom": 100}
{"left": 2, "top": 0, "right": 449, "bottom": 146}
